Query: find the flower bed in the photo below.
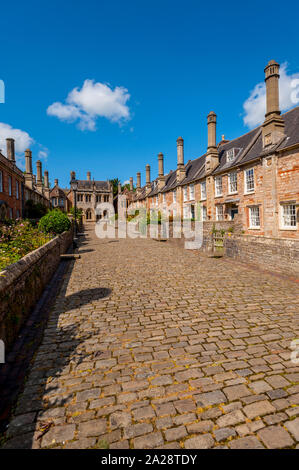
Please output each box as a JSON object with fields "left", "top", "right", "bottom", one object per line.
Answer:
{"left": 0, "top": 220, "right": 53, "bottom": 271}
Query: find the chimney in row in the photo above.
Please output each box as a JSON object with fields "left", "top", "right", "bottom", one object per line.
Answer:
{"left": 146, "top": 164, "right": 151, "bottom": 193}
{"left": 158, "top": 152, "right": 165, "bottom": 190}
{"left": 36, "top": 160, "right": 43, "bottom": 193}
{"left": 262, "top": 60, "right": 285, "bottom": 147}
{"left": 6, "top": 138, "right": 15, "bottom": 163}
{"left": 136, "top": 172, "right": 141, "bottom": 189}
{"left": 129, "top": 177, "right": 134, "bottom": 191}
{"left": 25, "top": 149, "right": 33, "bottom": 189}
{"left": 44, "top": 170, "right": 50, "bottom": 198}
{"left": 205, "top": 111, "right": 219, "bottom": 174}
{"left": 118, "top": 181, "right": 122, "bottom": 194}
{"left": 176, "top": 137, "right": 186, "bottom": 182}
{"left": 87, "top": 171, "right": 91, "bottom": 181}
{"left": 54, "top": 178, "right": 59, "bottom": 186}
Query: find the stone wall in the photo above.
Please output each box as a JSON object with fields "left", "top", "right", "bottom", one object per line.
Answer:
{"left": 0, "top": 229, "right": 73, "bottom": 352}
{"left": 224, "top": 233, "right": 299, "bottom": 277}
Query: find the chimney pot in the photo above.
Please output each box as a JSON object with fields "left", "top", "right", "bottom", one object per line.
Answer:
{"left": 54, "top": 178, "right": 58, "bottom": 186}
{"left": 176, "top": 137, "right": 184, "bottom": 168}
{"left": 146, "top": 164, "right": 151, "bottom": 186}
{"left": 129, "top": 177, "right": 133, "bottom": 191}
{"left": 87, "top": 171, "right": 91, "bottom": 181}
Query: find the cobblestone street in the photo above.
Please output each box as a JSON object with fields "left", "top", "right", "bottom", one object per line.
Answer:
{"left": 3, "top": 225, "right": 299, "bottom": 449}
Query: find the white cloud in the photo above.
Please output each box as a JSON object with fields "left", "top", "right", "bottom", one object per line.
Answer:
{"left": 47, "top": 80, "right": 131, "bottom": 131}
{"left": 0, "top": 123, "right": 49, "bottom": 169}
{"left": 0, "top": 122, "right": 34, "bottom": 157}
{"left": 243, "top": 63, "right": 299, "bottom": 128}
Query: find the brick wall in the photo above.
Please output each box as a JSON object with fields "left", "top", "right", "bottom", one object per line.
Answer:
{"left": 224, "top": 233, "right": 299, "bottom": 277}
{"left": 0, "top": 229, "right": 73, "bottom": 352}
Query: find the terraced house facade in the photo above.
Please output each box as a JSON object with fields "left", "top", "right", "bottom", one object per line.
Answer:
{"left": 129, "top": 60, "right": 299, "bottom": 239}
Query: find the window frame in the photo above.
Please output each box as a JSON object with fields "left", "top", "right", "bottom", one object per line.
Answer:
{"left": 249, "top": 205, "right": 260, "bottom": 229}
{"left": 244, "top": 168, "right": 255, "bottom": 194}
{"left": 214, "top": 176, "right": 223, "bottom": 197}
{"left": 189, "top": 184, "right": 195, "bottom": 200}
{"left": 228, "top": 171, "right": 238, "bottom": 194}
{"left": 200, "top": 181, "right": 206, "bottom": 201}
{"left": 280, "top": 202, "right": 297, "bottom": 230}
{"left": 216, "top": 204, "right": 224, "bottom": 221}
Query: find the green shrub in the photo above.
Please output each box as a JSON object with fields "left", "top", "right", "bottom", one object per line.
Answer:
{"left": 39, "top": 210, "right": 71, "bottom": 235}
{"left": 0, "top": 220, "right": 52, "bottom": 270}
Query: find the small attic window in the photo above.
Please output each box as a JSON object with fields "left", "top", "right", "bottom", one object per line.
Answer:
{"left": 226, "top": 148, "right": 240, "bottom": 163}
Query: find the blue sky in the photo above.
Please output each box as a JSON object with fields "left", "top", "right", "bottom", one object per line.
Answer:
{"left": 1, "top": 0, "right": 299, "bottom": 188}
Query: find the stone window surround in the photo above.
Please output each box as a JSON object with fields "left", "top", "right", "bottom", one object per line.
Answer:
{"left": 200, "top": 181, "right": 206, "bottom": 201}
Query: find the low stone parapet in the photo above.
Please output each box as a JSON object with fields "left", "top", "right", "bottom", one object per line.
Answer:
{"left": 0, "top": 229, "right": 73, "bottom": 353}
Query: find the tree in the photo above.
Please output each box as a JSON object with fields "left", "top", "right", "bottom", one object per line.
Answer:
{"left": 110, "top": 178, "right": 120, "bottom": 197}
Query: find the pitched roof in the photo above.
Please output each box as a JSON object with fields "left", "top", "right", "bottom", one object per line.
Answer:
{"left": 76, "top": 180, "right": 110, "bottom": 190}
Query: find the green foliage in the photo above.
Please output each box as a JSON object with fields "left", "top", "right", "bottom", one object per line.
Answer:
{"left": 69, "top": 207, "right": 83, "bottom": 219}
{"left": 24, "top": 199, "right": 48, "bottom": 219}
{"left": 39, "top": 210, "right": 71, "bottom": 235}
{"left": 110, "top": 178, "right": 121, "bottom": 197}
{"left": 0, "top": 219, "right": 52, "bottom": 271}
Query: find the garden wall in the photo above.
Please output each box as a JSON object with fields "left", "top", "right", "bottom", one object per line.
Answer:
{"left": 224, "top": 234, "right": 299, "bottom": 278}
{"left": 0, "top": 229, "right": 73, "bottom": 353}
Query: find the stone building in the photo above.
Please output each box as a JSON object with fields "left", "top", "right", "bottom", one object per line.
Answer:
{"left": 0, "top": 139, "right": 23, "bottom": 219}
{"left": 0, "top": 139, "right": 50, "bottom": 220}
{"left": 129, "top": 60, "right": 299, "bottom": 239}
{"left": 68, "top": 171, "right": 113, "bottom": 222}
{"left": 50, "top": 179, "right": 71, "bottom": 212}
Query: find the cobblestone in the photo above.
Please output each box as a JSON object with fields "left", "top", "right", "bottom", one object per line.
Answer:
{"left": 3, "top": 226, "right": 299, "bottom": 449}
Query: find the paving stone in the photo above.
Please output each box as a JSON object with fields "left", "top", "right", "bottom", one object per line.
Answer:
{"left": 223, "top": 384, "right": 251, "bottom": 401}
{"left": 249, "top": 380, "right": 272, "bottom": 394}
{"left": 244, "top": 400, "right": 276, "bottom": 419}
{"left": 110, "top": 412, "right": 132, "bottom": 429}
{"left": 134, "top": 432, "right": 164, "bottom": 449}
{"left": 41, "top": 424, "right": 76, "bottom": 447}
{"left": 257, "top": 425, "right": 294, "bottom": 449}
{"left": 187, "top": 420, "right": 213, "bottom": 433}
{"left": 196, "top": 390, "right": 227, "bottom": 407}
{"left": 78, "top": 419, "right": 107, "bottom": 437}
{"left": 184, "top": 434, "right": 215, "bottom": 449}
{"left": 229, "top": 436, "right": 265, "bottom": 449}
{"left": 215, "top": 427, "right": 236, "bottom": 442}
{"left": 216, "top": 410, "right": 246, "bottom": 427}
{"left": 164, "top": 425, "right": 187, "bottom": 441}
{"left": 285, "top": 417, "right": 299, "bottom": 441}
{"left": 123, "top": 423, "right": 153, "bottom": 439}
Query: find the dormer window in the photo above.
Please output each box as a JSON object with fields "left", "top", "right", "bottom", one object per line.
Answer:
{"left": 226, "top": 148, "right": 240, "bottom": 163}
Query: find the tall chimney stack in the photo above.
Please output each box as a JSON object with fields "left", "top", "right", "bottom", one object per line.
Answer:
{"left": 118, "top": 181, "right": 122, "bottom": 194}
{"left": 137, "top": 172, "right": 141, "bottom": 189}
{"left": 54, "top": 178, "right": 58, "bottom": 186}
{"left": 87, "top": 171, "right": 91, "bottom": 181}
{"left": 158, "top": 152, "right": 165, "bottom": 190}
{"left": 205, "top": 111, "right": 219, "bottom": 174}
{"left": 262, "top": 60, "right": 285, "bottom": 147}
{"left": 146, "top": 164, "right": 151, "bottom": 193}
{"left": 129, "top": 177, "right": 134, "bottom": 191}
{"left": 44, "top": 170, "right": 49, "bottom": 188}
{"left": 6, "top": 138, "right": 15, "bottom": 163}
{"left": 25, "top": 149, "right": 33, "bottom": 189}
{"left": 44, "top": 170, "right": 50, "bottom": 199}
{"left": 176, "top": 137, "right": 186, "bottom": 182}
{"left": 158, "top": 152, "right": 164, "bottom": 176}
{"left": 36, "top": 160, "right": 43, "bottom": 192}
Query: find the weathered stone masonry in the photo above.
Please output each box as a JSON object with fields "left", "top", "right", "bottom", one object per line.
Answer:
{"left": 0, "top": 228, "right": 73, "bottom": 352}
